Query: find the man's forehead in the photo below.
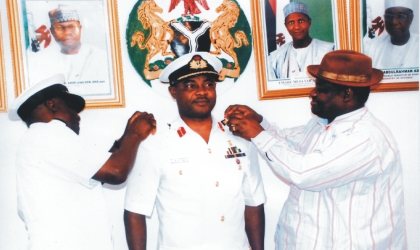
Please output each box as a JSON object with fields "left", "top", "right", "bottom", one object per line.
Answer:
{"left": 53, "top": 20, "right": 79, "bottom": 26}
{"left": 286, "top": 12, "right": 310, "bottom": 21}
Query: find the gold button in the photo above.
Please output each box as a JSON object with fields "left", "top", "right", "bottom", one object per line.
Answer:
{"left": 221, "top": 216, "right": 225, "bottom": 221}
{"left": 179, "top": 170, "right": 183, "bottom": 175}
{"left": 208, "top": 148, "right": 212, "bottom": 154}
{"left": 238, "top": 165, "right": 242, "bottom": 170}
{"left": 215, "top": 181, "right": 219, "bottom": 187}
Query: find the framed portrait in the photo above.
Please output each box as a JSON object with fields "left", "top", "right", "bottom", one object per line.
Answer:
{"left": 6, "top": 0, "right": 124, "bottom": 108}
{"left": 251, "top": 0, "right": 349, "bottom": 100}
{"left": 0, "top": 13, "right": 6, "bottom": 112}
{"left": 350, "top": 0, "right": 419, "bottom": 92}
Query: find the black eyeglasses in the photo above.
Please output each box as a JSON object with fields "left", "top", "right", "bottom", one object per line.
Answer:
{"left": 384, "top": 13, "right": 412, "bottom": 22}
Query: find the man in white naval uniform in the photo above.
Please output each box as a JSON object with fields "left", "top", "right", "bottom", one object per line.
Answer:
{"left": 364, "top": 0, "right": 418, "bottom": 69}
{"left": 124, "top": 52, "right": 266, "bottom": 250}
{"left": 268, "top": 1, "right": 335, "bottom": 79}
{"left": 28, "top": 5, "right": 110, "bottom": 96}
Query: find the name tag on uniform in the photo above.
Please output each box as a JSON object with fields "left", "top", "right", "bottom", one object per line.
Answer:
{"left": 170, "top": 158, "right": 189, "bottom": 164}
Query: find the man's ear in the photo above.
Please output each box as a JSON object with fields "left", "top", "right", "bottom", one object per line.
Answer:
{"left": 343, "top": 88, "right": 353, "bottom": 102}
{"left": 44, "top": 98, "right": 59, "bottom": 112}
{"left": 168, "top": 86, "right": 177, "bottom": 99}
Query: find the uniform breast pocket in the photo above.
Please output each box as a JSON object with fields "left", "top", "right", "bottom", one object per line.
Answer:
{"left": 160, "top": 159, "right": 203, "bottom": 196}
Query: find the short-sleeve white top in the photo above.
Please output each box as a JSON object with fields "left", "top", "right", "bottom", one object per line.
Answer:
{"left": 125, "top": 116, "right": 266, "bottom": 250}
{"left": 16, "top": 120, "right": 113, "bottom": 250}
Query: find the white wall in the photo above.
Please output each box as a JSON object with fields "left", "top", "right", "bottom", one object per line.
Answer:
{"left": 0, "top": 1, "right": 418, "bottom": 249}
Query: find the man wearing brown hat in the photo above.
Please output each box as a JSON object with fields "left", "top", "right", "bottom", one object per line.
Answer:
{"left": 9, "top": 74, "right": 156, "bottom": 249}
{"left": 124, "top": 52, "right": 266, "bottom": 250}
{"left": 225, "top": 50, "right": 407, "bottom": 249}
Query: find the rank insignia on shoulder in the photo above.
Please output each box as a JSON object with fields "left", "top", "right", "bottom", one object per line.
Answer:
{"left": 177, "top": 127, "right": 186, "bottom": 137}
{"left": 224, "top": 143, "right": 246, "bottom": 158}
{"left": 217, "top": 122, "right": 225, "bottom": 132}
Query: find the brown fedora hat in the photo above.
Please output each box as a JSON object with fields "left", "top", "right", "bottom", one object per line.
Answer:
{"left": 307, "top": 50, "right": 384, "bottom": 87}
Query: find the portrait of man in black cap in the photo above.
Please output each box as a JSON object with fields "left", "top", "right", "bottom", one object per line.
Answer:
{"left": 25, "top": 1, "right": 112, "bottom": 99}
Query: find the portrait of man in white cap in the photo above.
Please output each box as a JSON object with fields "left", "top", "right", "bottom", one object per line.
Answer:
{"left": 26, "top": 2, "right": 111, "bottom": 99}
{"left": 364, "top": 0, "right": 419, "bottom": 69}
{"left": 267, "top": 1, "right": 335, "bottom": 80}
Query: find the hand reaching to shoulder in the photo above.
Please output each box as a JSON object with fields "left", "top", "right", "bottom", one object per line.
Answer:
{"left": 124, "top": 111, "right": 157, "bottom": 142}
{"left": 224, "top": 105, "right": 264, "bottom": 141}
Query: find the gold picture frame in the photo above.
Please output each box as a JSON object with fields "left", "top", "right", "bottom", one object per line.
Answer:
{"left": 6, "top": 0, "right": 125, "bottom": 109}
{"left": 251, "top": 0, "right": 349, "bottom": 100}
{"left": 350, "top": 0, "right": 419, "bottom": 93}
{"left": 0, "top": 13, "right": 7, "bottom": 112}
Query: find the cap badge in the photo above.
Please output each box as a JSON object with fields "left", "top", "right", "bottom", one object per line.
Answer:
{"left": 189, "top": 55, "right": 208, "bottom": 69}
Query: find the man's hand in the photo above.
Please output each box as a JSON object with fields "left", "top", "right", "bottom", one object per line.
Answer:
{"left": 224, "top": 105, "right": 264, "bottom": 141}
{"left": 96, "top": 112, "right": 156, "bottom": 184}
{"left": 124, "top": 111, "right": 156, "bottom": 142}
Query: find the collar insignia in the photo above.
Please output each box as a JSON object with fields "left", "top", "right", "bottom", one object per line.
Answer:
{"left": 177, "top": 126, "right": 186, "bottom": 137}
{"left": 217, "top": 122, "right": 225, "bottom": 132}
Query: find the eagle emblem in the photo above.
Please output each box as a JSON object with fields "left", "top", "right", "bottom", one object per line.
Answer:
{"left": 127, "top": 0, "right": 252, "bottom": 96}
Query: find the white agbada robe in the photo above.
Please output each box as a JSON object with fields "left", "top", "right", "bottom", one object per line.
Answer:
{"left": 27, "top": 43, "right": 111, "bottom": 98}
{"left": 364, "top": 33, "right": 419, "bottom": 69}
{"left": 268, "top": 38, "right": 335, "bottom": 79}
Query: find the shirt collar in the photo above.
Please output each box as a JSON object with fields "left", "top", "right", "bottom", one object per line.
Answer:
{"left": 169, "top": 115, "right": 224, "bottom": 134}
{"left": 316, "top": 107, "right": 368, "bottom": 131}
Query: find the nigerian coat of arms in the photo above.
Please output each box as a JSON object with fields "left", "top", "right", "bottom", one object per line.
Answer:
{"left": 126, "top": 0, "right": 252, "bottom": 96}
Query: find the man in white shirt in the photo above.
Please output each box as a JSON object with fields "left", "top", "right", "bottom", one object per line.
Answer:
{"left": 9, "top": 74, "right": 156, "bottom": 249}
{"left": 225, "top": 50, "right": 407, "bottom": 249}
{"left": 268, "top": 1, "right": 334, "bottom": 79}
{"left": 124, "top": 52, "right": 266, "bottom": 250}
{"left": 364, "top": 0, "right": 418, "bottom": 69}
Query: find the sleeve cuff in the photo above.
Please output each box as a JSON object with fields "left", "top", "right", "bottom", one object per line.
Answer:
{"left": 244, "top": 193, "right": 267, "bottom": 207}
{"left": 260, "top": 117, "right": 270, "bottom": 130}
{"left": 124, "top": 200, "right": 155, "bottom": 217}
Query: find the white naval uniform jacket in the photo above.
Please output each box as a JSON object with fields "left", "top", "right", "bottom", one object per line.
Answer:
{"left": 125, "top": 116, "right": 266, "bottom": 250}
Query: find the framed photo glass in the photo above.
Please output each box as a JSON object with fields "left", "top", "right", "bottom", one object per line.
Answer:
{"left": 7, "top": 0, "right": 124, "bottom": 108}
{"left": 350, "top": 0, "right": 419, "bottom": 92}
{"left": 251, "top": 0, "right": 349, "bottom": 99}
{"left": 0, "top": 13, "right": 6, "bottom": 112}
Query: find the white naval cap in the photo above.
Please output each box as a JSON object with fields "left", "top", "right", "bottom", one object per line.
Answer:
{"left": 159, "top": 52, "right": 222, "bottom": 84}
{"left": 8, "top": 74, "right": 85, "bottom": 121}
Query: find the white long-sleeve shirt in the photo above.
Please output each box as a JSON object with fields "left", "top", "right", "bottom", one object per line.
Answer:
{"left": 252, "top": 107, "right": 407, "bottom": 249}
